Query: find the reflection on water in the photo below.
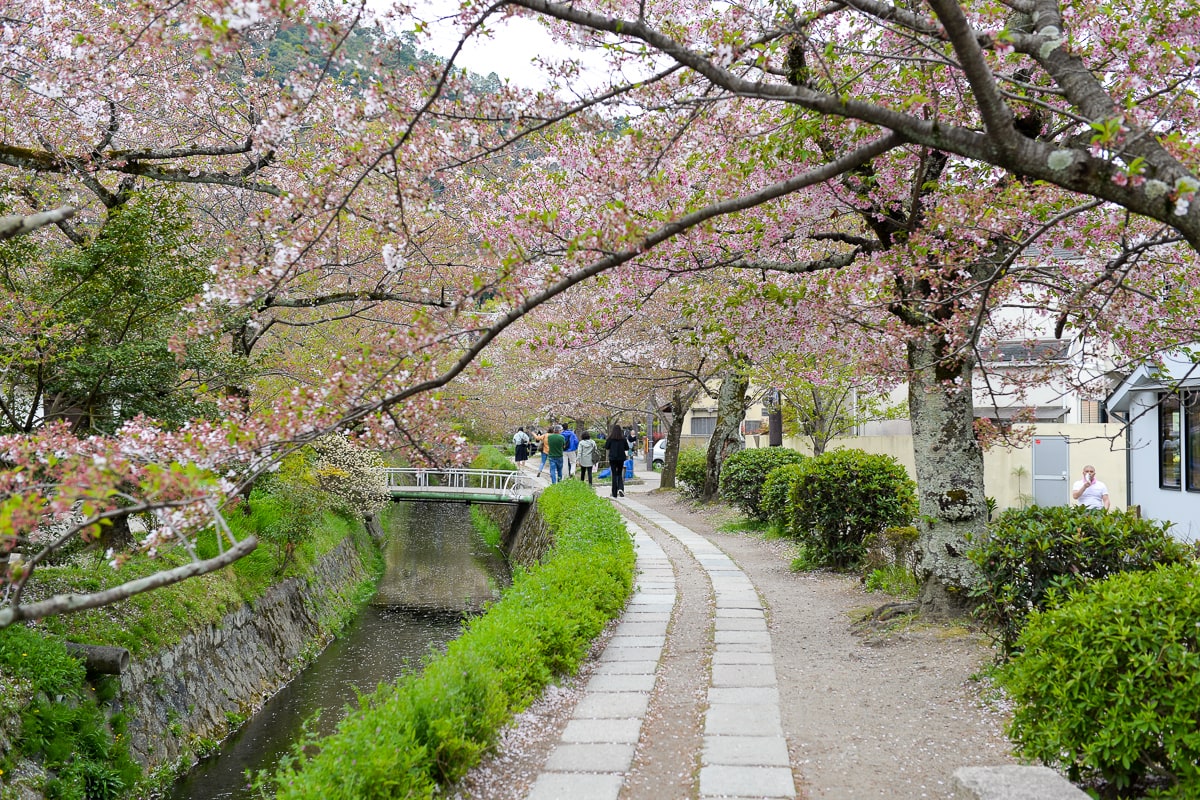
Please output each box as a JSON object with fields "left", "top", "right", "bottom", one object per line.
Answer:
{"left": 373, "top": 502, "right": 510, "bottom": 613}
{"left": 168, "top": 501, "right": 510, "bottom": 800}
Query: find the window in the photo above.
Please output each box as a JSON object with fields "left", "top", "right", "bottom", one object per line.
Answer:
{"left": 1187, "top": 391, "right": 1200, "bottom": 492}
{"left": 744, "top": 419, "right": 763, "bottom": 434}
{"left": 690, "top": 415, "right": 716, "bottom": 436}
{"left": 1160, "top": 393, "right": 1182, "bottom": 490}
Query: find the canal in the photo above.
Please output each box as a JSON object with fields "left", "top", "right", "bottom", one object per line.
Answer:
{"left": 168, "top": 501, "right": 510, "bottom": 799}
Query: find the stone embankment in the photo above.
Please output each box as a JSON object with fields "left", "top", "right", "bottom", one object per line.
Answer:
{"left": 119, "top": 534, "right": 377, "bottom": 771}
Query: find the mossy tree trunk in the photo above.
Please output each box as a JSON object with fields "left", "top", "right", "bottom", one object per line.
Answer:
{"left": 907, "top": 332, "right": 986, "bottom": 617}
{"left": 701, "top": 365, "right": 749, "bottom": 502}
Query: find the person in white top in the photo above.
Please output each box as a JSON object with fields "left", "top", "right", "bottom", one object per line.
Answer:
{"left": 512, "top": 427, "right": 530, "bottom": 469}
{"left": 1071, "top": 465, "right": 1110, "bottom": 511}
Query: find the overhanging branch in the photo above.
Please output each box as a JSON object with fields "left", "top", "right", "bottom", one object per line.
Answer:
{"left": 0, "top": 537, "right": 257, "bottom": 628}
{"left": 0, "top": 206, "right": 77, "bottom": 241}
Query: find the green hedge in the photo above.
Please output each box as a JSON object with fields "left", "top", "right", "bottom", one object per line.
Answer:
{"left": 270, "top": 480, "right": 636, "bottom": 798}
{"left": 718, "top": 447, "right": 805, "bottom": 520}
{"left": 761, "top": 463, "right": 806, "bottom": 532}
{"left": 675, "top": 447, "right": 708, "bottom": 499}
{"left": 1000, "top": 564, "right": 1200, "bottom": 797}
{"left": 967, "top": 505, "right": 1188, "bottom": 657}
{"left": 788, "top": 449, "right": 917, "bottom": 569}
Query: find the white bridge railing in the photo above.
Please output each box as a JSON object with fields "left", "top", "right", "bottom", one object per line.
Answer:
{"left": 380, "top": 467, "right": 533, "bottom": 501}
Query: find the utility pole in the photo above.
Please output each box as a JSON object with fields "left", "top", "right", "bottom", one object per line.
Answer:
{"left": 646, "top": 396, "right": 655, "bottom": 469}
{"left": 767, "top": 388, "right": 783, "bottom": 447}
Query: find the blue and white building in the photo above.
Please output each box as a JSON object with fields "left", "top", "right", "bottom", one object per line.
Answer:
{"left": 1107, "top": 348, "right": 1200, "bottom": 541}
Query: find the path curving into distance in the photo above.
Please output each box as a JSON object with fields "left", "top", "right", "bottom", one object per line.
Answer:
{"left": 523, "top": 492, "right": 797, "bottom": 800}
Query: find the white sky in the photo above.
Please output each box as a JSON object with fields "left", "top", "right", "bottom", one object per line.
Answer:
{"left": 375, "top": 1, "right": 607, "bottom": 91}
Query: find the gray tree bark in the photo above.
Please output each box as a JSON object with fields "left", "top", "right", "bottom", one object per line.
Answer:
{"left": 701, "top": 366, "right": 749, "bottom": 502}
{"left": 659, "top": 388, "right": 695, "bottom": 490}
{"left": 907, "top": 332, "right": 986, "bottom": 617}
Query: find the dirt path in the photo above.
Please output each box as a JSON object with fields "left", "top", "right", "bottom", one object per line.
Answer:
{"left": 454, "top": 491, "right": 1018, "bottom": 799}
{"left": 635, "top": 493, "right": 1018, "bottom": 799}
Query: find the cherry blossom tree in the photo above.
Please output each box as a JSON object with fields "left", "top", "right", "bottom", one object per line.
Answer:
{"left": 436, "top": 0, "right": 1199, "bottom": 611}
{"left": 0, "top": 0, "right": 518, "bottom": 622}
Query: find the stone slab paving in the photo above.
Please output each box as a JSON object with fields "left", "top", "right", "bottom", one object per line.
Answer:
{"left": 524, "top": 489, "right": 795, "bottom": 800}
{"left": 524, "top": 520, "right": 672, "bottom": 800}
{"left": 620, "top": 498, "right": 797, "bottom": 800}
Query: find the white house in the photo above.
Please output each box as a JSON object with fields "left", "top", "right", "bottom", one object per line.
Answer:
{"left": 1107, "top": 348, "right": 1200, "bottom": 541}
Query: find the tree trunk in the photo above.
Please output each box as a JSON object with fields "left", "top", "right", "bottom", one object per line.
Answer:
{"left": 806, "top": 387, "right": 831, "bottom": 455}
{"left": 701, "top": 366, "right": 749, "bottom": 502}
{"left": 659, "top": 388, "right": 693, "bottom": 489}
{"left": 98, "top": 510, "right": 135, "bottom": 553}
{"left": 907, "top": 332, "right": 986, "bottom": 617}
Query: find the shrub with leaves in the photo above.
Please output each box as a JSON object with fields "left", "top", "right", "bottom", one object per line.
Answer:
{"left": 674, "top": 447, "right": 708, "bottom": 500}
{"left": 788, "top": 449, "right": 916, "bottom": 569}
{"left": 760, "top": 463, "right": 806, "bottom": 532}
{"left": 718, "top": 447, "right": 805, "bottom": 520}
{"left": 967, "top": 505, "right": 1189, "bottom": 657}
{"left": 1000, "top": 564, "right": 1200, "bottom": 797}
{"left": 257, "top": 451, "right": 327, "bottom": 571}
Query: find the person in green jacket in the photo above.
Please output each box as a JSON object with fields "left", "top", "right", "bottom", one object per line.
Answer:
{"left": 546, "top": 425, "right": 567, "bottom": 484}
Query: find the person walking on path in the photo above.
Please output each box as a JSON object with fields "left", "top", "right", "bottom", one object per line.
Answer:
{"left": 546, "top": 425, "right": 567, "bottom": 484}
{"left": 512, "top": 427, "right": 530, "bottom": 470}
{"left": 576, "top": 430, "right": 597, "bottom": 485}
{"left": 625, "top": 426, "right": 638, "bottom": 475}
{"left": 533, "top": 429, "right": 548, "bottom": 478}
{"left": 606, "top": 422, "right": 629, "bottom": 497}
{"left": 1072, "top": 464, "right": 1111, "bottom": 510}
{"left": 561, "top": 422, "right": 580, "bottom": 478}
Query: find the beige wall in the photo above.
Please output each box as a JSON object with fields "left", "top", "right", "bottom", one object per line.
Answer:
{"left": 724, "top": 424, "right": 1127, "bottom": 513}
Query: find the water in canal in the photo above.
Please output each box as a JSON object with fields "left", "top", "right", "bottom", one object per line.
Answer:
{"left": 168, "top": 501, "right": 511, "bottom": 800}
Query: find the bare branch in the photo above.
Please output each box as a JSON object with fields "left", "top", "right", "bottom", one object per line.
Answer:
{"left": 112, "top": 140, "right": 255, "bottom": 160}
{"left": 0, "top": 206, "right": 77, "bottom": 241}
{"left": 118, "top": 161, "right": 281, "bottom": 196}
{"left": 261, "top": 289, "right": 452, "bottom": 310}
{"left": 727, "top": 249, "right": 864, "bottom": 274}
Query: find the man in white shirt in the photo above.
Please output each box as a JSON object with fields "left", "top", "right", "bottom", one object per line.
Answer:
{"left": 1071, "top": 465, "right": 1110, "bottom": 511}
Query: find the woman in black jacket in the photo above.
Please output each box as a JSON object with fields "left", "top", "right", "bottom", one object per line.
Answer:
{"left": 606, "top": 423, "right": 629, "bottom": 497}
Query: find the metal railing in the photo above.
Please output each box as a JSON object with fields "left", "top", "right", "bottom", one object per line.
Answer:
{"left": 380, "top": 467, "right": 533, "bottom": 500}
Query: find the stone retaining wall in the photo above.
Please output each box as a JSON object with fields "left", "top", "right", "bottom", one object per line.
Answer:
{"left": 502, "top": 501, "right": 553, "bottom": 567}
{"left": 118, "top": 533, "right": 376, "bottom": 771}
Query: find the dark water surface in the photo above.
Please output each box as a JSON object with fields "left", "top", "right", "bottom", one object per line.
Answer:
{"left": 168, "top": 502, "right": 510, "bottom": 800}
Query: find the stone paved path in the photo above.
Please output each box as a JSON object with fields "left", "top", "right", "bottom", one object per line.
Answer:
{"left": 524, "top": 470, "right": 796, "bottom": 800}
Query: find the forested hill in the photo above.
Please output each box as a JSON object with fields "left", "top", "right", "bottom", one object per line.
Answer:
{"left": 261, "top": 20, "right": 504, "bottom": 96}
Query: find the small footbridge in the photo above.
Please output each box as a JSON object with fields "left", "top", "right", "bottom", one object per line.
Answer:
{"left": 382, "top": 467, "right": 535, "bottom": 505}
